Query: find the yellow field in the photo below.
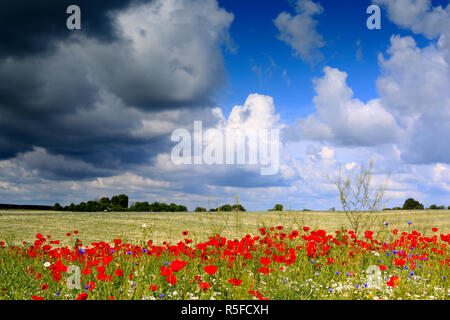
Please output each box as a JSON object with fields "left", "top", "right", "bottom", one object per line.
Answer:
{"left": 0, "top": 210, "right": 449, "bottom": 246}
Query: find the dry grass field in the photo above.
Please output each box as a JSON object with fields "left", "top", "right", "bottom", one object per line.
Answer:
{"left": 1, "top": 209, "right": 448, "bottom": 246}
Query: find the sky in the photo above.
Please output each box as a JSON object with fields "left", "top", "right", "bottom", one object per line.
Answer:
{"left": 0, "top": 0, "right": 449, "bottom": 210}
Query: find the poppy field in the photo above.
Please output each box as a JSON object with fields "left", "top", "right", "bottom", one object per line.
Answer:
{"left": 0, "top": 210, "right": 449, "bottom": 300}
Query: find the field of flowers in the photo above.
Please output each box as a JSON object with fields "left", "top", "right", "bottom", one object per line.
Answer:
{"left": 0, "top": 219, "right": 449, "bottom": 300}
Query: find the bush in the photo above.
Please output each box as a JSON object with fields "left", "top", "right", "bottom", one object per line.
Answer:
{"left": 269, "top": 204, "right": 283, "bottom": 211}
{"left": 232, "top": 204, "right": 246, "bottom": 212}
{"left": 194, "top": 207, "right": 207, "bottom": 212}
{"left": 402, "top": 198, "right": 424, "bottom": 210}
{"left": 53, "top": 203, "right": 63, "bottom": 211}
{"left": 219, "top": 204, "right": 232, "bottom": 212}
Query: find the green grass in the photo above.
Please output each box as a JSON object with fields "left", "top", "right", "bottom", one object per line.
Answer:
{"left": 0, "top": 210, "right": 448, "bottom": 246}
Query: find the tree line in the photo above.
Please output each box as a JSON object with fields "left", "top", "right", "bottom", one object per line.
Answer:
{"left": 383, "top": 198, "right": 449, "bottom": 210}
{"left": 53, "top": 195, "right": 247, "bottom": 212}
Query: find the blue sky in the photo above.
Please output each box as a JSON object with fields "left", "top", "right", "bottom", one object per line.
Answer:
{"left": 0, "top": 0, "right": 449, "bottom": 210}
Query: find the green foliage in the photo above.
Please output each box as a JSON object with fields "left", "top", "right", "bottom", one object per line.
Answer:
{"left": 53, "top": 203, "right": 63, "bottom": 211}
{"left": 219, "top": 204, "right": 232, "bottom": 212}
{"left": 111, "top": 194, "right": 128, "bottom": 209}
{"left": 232, "top": 204, "right": 246, "bottom": 212}
{"left": 194, "top": 207, "right": 207, "bottom": 212}
{"left": 428, "top": 204, "right": 445, "bottom": 210}
{"left": 402, "top": 198, "right": 424, "bottom": 210}
{"left": 269, "top": 204, "right": 283, "bottom": 211}
{"left": 128, "top": 201, "right": 187, "bottom": 212}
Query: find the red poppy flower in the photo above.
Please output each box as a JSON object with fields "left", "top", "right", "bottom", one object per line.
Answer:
{"left": 114, "top": 269, "right": 124, "bottom": 277}
{"left": 149, "top": 284, "right": 158, "bottom": 291}
{"left": 66, "top": 233, "right": 71, "bottom": 237}
{"left": 387, "top": 276, "right": 400, "bottom": 287}
{"left": 170, "top": 259, "right": 187, "bottom": 272}
{"left": 160, "top": 266, "right": 172, "bottom": 276}
{"left": 76, "top": 292, "right": 88, "bottom": 300}
{"left": 393, "top": 259, "right": 406, "bottom": 266}
{"left": 166, "top": 274, "right": 177, "bottom": 286}
{"left": 182, "top": 231, "right": 189, "bottom": 236}
{"left": 259, "top": 257, "right": 271, "bottom": 266}
{"left": 31, "top": 296, "right": 44, "bottom": 300}
{"left": 96, "top": 266, "right": 106, "bottom": 274}
{"left": 199, "top": 282, "right": 211, "bottom": 290}
{"left": 228, "top": 279, "right": 243, "bottom": 286}
{"left": 303, "top": 227, "right": 310, "bottom": 232}
{"left": 432, "top": 228, "right": 438, "bottom": 232}
{"left": 86, "top": 281, "right": 96, "bottom": 291}
{"left": 204, "top": 265, "right": 217, "bottom": 275}
{"left": 258, "top": 267, "right": 270, "bottom": 275}
{"left": 74, "top": 230, "right": 78, "bottom": 234}
{"left": 40, "top": 284, "right": 48, "bottom": 291}
{"left": 379, "top": 265, "right": 387, "bottom": 271}
{"left": 102, "top": 256, "right": 113, "bottom": 266}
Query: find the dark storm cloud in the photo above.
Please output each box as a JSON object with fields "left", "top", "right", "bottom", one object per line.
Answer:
{"left": 0, "top": 0, "right": 234, "bottom": 180}
{"left": 0, "top": 0, "right": 147, "bottom": 57}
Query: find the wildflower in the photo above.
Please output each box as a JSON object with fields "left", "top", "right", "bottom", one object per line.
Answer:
{"left": 199, "top": 282, "right": 211, "bottom": 290}
{"left": 259, "top": 257, "right": 271, "bottom": 266}
{"left": 204, "top": 265, "right": 217, "bottom": 275}
{"left": 76, "top": 292, "right": 88, "bottom": 300}
{"left": 387, "top": 276, "right": 400, "bottom": 288}
{"left": 170, "top": 260, "right": 187, "bottom": 272}
{"left": 228, "top": 279, "right": 243, "bottom": 286}
{"left": 43, "top": 261, "right": 51, "bottom": 268}
{"left": 166, "top": 274, "right": 177, "bottom": 286}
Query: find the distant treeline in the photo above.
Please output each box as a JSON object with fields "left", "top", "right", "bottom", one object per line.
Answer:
{"left": 0, "top": 203, "right": 53, "bottom": 210}
{"left": 194, "top": 204, "right": 246, "bottom": 212}
{"left": 383, "top": 198, "right": 450, "bottom": 211}
{"left": 52, "top": 194, "right": 250, "bottom": 212}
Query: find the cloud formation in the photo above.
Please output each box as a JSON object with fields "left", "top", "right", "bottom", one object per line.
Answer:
{"left": 274, "top": 0, "right": 324, "bottom": 64}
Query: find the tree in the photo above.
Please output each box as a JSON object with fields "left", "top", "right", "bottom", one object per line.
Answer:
{"left": 232, "top": 204, "right": 246, "bottom": 212}
{"left": 98, "top": 197, "right": 111, "bottom": 205}
{"left": 270, "top": 204, "right": 283, "bottom": 211}
{"left": 220, "top": 204, "right": 232, "bottom": 212}
{"left": 195, "top": 207, "right": 207, "bottom": 212}
{"left": 53, "top": 203, "right": 63, "bottom": 211}
{"left": 329, "top": 159, "right": 390, "bottom": 237}
{"left": 402, "top": 198, "right": 424, "bottom": 210}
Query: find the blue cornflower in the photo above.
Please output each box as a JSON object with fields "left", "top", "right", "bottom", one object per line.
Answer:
{"left": 392, "top": 250, "right": 398, "bottom": 254}
{"left": 335, "top": 271, "right": 341, "bottom": 275}
{"left": 159, "top": 293, "right": 164, "bottom": 300}
{"left": 408, "top": 221, "right": 412, "bottom": 225}
{"left": 346, "top": 272, "right": 351, "bottom": 276}
{"left": 328, "top": 288, "right": 333, "bottom": 292}
{"left": 55, "top": 292, "right": 60, "bottom": 297}
{"left": 127, "top": 252, "right": 132, "bottom": 255}
{"left": 164, "top": 262, "right": 169, "bottom": 265}
{"left": 111, "top": 250, "right": 115, "bottom": 253}
{"left": 384, "top": 222, "right": 389, "bottom": 226}
{"left": 79, "top": 249, "right": 86, "bottom": 254}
